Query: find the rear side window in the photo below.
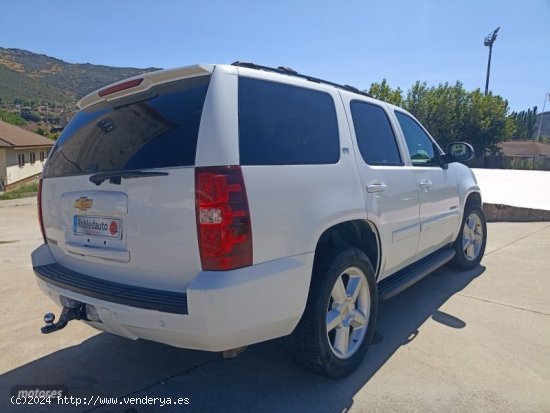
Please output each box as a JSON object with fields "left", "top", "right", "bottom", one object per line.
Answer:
{"left": 44, "top": 76, "right": 210, "bottom": 178}
{"left": 238, "top": 77, "right": 339, "bottom": 165}
{"left": 350, "top": 101, "right": 402, "bottom": 166}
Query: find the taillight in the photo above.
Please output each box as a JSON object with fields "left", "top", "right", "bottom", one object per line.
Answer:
{"left": 195, "top": 166, "right": 252, "bottom": 271}
{"left": 37, "top": 178, "right": 47, "bottom": 244}
{"left": 98, "top": 78, "right": 144, "bottom": 97}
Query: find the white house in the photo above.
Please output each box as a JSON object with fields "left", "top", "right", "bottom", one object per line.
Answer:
{"left": 0, "top": 121, "right": 54, "bottom": 191}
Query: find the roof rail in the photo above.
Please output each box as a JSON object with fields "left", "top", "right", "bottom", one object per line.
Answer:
{"left": 231, "top": 61, "right": 372, "bottom": 98}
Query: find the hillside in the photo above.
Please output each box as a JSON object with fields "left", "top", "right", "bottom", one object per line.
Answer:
{"left": 0, "top": 47, "right": 160, "bottom": 104}
{"left": 0, "top": 64, "right": 71, "bottom": 103}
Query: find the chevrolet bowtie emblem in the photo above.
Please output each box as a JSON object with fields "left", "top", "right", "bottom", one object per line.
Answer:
{"left": 74, "top": 197, "right": 93, "bottom": 211}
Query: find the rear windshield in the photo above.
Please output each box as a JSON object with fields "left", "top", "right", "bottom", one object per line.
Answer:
{"left": 44, "top": 76, "right": 210, "bottom": 178}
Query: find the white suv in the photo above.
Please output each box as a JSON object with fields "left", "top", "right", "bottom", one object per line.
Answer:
{"left": 32, "top": 62, "right": 486, "bottom": 378}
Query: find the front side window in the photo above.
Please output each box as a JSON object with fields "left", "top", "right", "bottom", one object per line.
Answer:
{"left": 30, "top": 152, "right": 36, "bottom": 164}
{"left": 395, "top": 111, "right": 438, "bottom": 166}
{"left": 238, "top": 77, "right": 340, "bottom": 165}
{"left": 44, "top": 76, "right": 210, "bottom": 178}
{"left": 351, "top": 101, "right": 402, "bottom": 166}
{"left": 18, "top": 153, "right": 25, "bottom": 167}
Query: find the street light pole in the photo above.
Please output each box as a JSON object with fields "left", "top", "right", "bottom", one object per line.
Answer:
{"left": 484, "top": 27, "right": 500, "bottom": 95}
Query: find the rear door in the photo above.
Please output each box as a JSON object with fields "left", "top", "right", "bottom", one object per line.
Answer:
{"left": 341, "top": 96, "right": 421, "bottom": 278}
{"left": 40, "top": 74, "right": 211, "bottom": 292}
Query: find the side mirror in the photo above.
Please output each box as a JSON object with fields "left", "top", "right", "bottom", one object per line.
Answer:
{"left": 444, "top": 142, "right": 474, "bottom": 163}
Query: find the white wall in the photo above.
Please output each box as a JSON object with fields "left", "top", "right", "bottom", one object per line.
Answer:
{"left": 5, "top": 147, "right": 50, "bottom": 185}
{"left": 472, "top": 168, "right": 550, "bottom": 211}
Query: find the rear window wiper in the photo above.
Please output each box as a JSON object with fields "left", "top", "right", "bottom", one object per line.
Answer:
{"left": 89, "top": 170, "right": 169, "bottom": 186}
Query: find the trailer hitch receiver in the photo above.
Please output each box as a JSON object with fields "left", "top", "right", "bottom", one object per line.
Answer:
{"left": 41, "top": 301, "right": 87, "bottom": 334}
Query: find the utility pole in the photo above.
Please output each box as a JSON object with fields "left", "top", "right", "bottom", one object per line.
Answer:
{"left": 484, "top": 27, "right": 500, "bottom": 95}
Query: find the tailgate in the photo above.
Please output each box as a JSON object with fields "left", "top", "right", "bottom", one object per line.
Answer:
{"left": 40, "top": 171, "right": 199, "bottom": 291}
{"left": 39, "top": 74, "right": 211, "bottom": 292}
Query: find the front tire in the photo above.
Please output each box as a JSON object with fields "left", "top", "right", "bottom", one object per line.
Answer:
{"left": 288, "top": 246, "right": 378, "bottom": 378}
{"left": 450, "top": 206, "right": 487, "bottom": 270}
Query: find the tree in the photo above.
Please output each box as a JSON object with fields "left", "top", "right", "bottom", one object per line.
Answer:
{"left": 366, "top": 79, "right": 404, "bottom": 106}
{"left": 20, "top": 110, "right": 41, "bottom": 122}
{"left": 508, "top": 107, "right": 538, "bottom": 140}
{"left": 404, "top": 81, "right": 470, "bottom": 149}
{"left": 366, "top": 79, "right": 513, "bottom": 155}
{"left": 463, "top": 90, "right": 510, "bottom": 155}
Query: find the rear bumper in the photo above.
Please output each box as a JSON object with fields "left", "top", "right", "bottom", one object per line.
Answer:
{"left": 32, "top": 244, "right": 313, "bottom": 351}
{"left": 34, "top": 263, "right": 189, "bottom": 314}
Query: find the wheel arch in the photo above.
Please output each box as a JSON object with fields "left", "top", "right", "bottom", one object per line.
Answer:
{"left": 465, "top": 191, "right": 482, "bottom": 209}
{"left": 445, "top": 189, "right": 483, "bottom": 243}
{"left": 460, "top": 190, "right": 483, "bottom": 223}
{"left": 313, "top": 220, "right": 381, "bottom": 278}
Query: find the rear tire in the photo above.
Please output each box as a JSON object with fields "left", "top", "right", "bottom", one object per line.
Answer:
{"left": 449, "top": 206, "right": 487, "bottom": 270}
{"left": 287, "top": 246, "right": 378, "bottom": 378}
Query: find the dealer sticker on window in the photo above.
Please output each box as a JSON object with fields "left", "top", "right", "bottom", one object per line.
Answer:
{"left": 73, "top": 216, "right": 122, "bottom": 239}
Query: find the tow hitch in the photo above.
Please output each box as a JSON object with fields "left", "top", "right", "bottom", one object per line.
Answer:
{"left": 41, "top": 300, "right": 88, "bottom": 334}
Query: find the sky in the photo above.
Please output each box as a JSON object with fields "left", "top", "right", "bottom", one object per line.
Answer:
{"left": 1, "top": 0, "right": 549, "bottom": 112}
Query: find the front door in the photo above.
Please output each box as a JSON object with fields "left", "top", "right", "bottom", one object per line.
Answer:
{"left": 393, "top": 111, "right": 460, "bottom": 256}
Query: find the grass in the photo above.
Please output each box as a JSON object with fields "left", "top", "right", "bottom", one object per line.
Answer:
{"left": 0, "top": 240, "right": 17, "bottom": 244}
{"left": 0, "top": 181, "right": 39, "bottom": 200}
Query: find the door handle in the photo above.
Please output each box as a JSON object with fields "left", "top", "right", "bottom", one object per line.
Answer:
{"left": 419, "top": 180, "right": 432, "bottom": 189}
{"left": 366, "top": 183, "right": 387, "bottom": 193}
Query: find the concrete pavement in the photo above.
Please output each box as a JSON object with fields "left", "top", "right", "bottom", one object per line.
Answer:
{"left": 0, "top": 204, "right": 549, "bottom": 412}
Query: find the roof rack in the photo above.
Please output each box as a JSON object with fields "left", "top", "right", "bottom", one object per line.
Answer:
{"left": 231, "top": 61, "right": 372, "bottom": 98}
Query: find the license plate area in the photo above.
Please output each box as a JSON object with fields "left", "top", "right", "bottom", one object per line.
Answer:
{"left": 73, "top": 215, "right": 122, "bottom": 239}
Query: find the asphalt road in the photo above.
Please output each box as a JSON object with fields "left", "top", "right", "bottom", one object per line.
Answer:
{"left": 0, "top": 201, "right": 549, "bottom": 412}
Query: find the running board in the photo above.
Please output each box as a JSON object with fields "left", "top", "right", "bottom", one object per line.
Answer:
{"left": 378, "top": 247, "right": 455, "bottom": 299}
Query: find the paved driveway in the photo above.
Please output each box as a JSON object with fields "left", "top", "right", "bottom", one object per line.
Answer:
{"left": 1, "top": 202, "right": 549, "bottom": 412}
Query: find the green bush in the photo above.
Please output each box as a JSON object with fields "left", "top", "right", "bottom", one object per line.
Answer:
{"left": 0, "top": 182, "right": 39, "bottom": 200}
{"left": 0, "top": 110, "right": 27, "bottom": 126}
